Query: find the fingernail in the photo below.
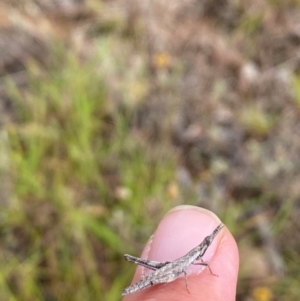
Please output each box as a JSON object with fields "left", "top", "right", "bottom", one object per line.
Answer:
{"left": 139, "top": 205, "right": 223, "bottom": 277}
{"left": 166, "top": 205, "right": 222, "bottom": 221}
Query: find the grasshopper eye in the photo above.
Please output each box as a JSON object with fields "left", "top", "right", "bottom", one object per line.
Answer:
{"left": 204, "top": 236, "right": 210, "bottom": 244}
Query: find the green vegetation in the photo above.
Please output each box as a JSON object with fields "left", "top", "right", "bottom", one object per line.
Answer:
{"left": 0, "top": 46, "right": 177, "bottom": 301}
{"left": 2, "top": 1, "right": 300, "bottom": 300}
{"left": 293, "top": 75, "right": 300, "bottom": 107}
{"left": 239, "top": 104, "right": 277, "bottom": 138}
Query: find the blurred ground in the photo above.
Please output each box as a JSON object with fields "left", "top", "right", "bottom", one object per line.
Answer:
{"left": 1, "top": 1, "right": 300, "bottom": 301}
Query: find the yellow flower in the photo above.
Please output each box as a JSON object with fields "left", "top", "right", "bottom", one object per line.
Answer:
{"left": 253, "top": 286, "right": 273, "bottom": 301}
{"left": 167, "top": 182, "right": 179, "bottom": 199}
{"left": 153, "top": 52, "right": 171, "bottom": 69}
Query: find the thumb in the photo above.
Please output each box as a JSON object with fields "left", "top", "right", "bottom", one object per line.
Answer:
{"left": 122, "top": 205, "right": 239, "bottom": 301}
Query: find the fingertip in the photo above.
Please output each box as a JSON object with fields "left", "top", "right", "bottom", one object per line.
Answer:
{"left": 193, "top": 225, "right": 239, "bottom": 301}
{"left": 122, "top": 206, "right": 239, "bottom": 301}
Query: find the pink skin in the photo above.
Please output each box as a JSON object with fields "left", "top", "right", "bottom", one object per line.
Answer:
{"left": 123, "top": 206, "right": 239, "bottom": 301}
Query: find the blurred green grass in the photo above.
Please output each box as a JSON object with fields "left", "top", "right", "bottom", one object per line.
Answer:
{"left": 0, "top": 45, "right": 178, "bottom": 301}
{"left": 1, "top": 2, "right": 300, "bottom": 298}
{"left": 1, "top": 46, "right": 299, "bottom": 300}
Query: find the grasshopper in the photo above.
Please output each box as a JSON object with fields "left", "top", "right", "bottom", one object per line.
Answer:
{"left": 122, "top": 223, "right": 224, "bottom": 295}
